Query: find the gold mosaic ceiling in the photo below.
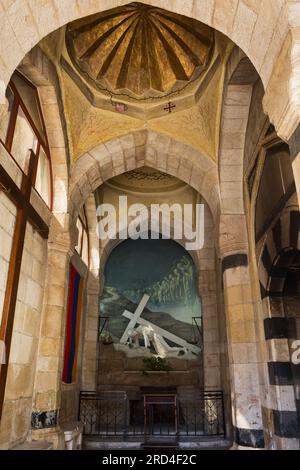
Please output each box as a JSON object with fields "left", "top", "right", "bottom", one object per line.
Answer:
{"left": 66, "top": 2, "right": 214, "bottom": 100}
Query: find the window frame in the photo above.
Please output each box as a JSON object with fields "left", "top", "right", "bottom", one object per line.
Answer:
{"left": 0, "top": 71, "right": 53, "bottom": 421}
{"left": 75, "top": 205, "right": 90, "bottom": 267}
{"left": 0, "top": 71, "right": 53, "bottom": 210}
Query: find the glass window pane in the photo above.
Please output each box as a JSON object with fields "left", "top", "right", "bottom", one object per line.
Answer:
{"left": 0, "top": 87, "right": 14, "bottom": 143}
{"left": 11, "top": 107, "right": 38, "bottom": 173}
{"left": 11, "top": 73, "right": 45, "bottom": 141}
{"left": 35, "top": 147, "right": 51, "bottom": 206}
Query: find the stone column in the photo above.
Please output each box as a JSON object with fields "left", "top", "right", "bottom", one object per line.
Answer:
{"left": 30, "top": 215, "right": 71, "bottom": 448}
{"left": 198, "top": 205, "right": 221, "bottom": 391}
{"left": 255, "top": 215, "right": 300, "bottom": 450}
{"left": 220, "top": 215, "right": 264, "bottom": 448}
{"left": 81, "top": 195, "right": 100, "bottom": 391}
{"left": 81, "top": 274, "right": 100, "bottom": 391}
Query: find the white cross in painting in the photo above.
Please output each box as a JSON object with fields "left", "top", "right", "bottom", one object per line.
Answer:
{"left": 119, "top": 294, "right": 150, "bottom": 344}
{"left": 120, "top": 294, "right": 200, "bottom": 355}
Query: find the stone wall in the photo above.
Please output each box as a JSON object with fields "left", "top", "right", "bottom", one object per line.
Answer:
{"left": 0, "top": 223, "right": 47, "bottom": 449}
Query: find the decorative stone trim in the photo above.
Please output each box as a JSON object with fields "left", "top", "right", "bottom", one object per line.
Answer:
{"left": 234, "top": 426, "right": 265, "bottom": 448}
{"left": 69, "top": 130, "right": 220, "bottom": 226}
{"left": 31, "top": 410, "right": 59, "bottom": 429}
{"left": 221, "top": 253, "right": 248, "bottom": 273}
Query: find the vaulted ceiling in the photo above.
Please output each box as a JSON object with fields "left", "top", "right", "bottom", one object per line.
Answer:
{"left": 37, "top": 2, "right": 233, "bottom": 162}
{"left": 66, "top": 2, "right": 214, "bottom": 100}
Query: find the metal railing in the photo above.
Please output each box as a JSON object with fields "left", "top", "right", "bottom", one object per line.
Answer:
{"left": 178, "top": 391, "right": 225, "bottom": 437}
{"left": 79, "top": 390, "right": 225, "bottom": 439}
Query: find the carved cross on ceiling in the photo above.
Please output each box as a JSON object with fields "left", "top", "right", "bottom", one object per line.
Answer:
{"left": 164, "top": 102, "right": 176, "bottom": 113}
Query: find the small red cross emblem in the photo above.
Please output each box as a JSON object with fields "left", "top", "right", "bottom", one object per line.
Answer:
{"left": 164, "top": 102, "right": 176, "bottom": 113}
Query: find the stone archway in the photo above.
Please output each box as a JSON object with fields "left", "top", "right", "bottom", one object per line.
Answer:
{"left": 82, "top": 202, "right": 222, "bottom": 410}
{"left": 17, "top": 47, "right": 69, "bottom": 217}
{"left": 70, "top": 149, "right": 223, "bottom": 430}
{"left": 69, "top": 130, "right": 220, "bottom": 227}
{"left": 1, "top": 0, "right": 299, "bottom": 450}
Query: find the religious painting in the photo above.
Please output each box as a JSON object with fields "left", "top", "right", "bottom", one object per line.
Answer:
{"left": 100, "top": 238, "right": 202, "bottom": 359}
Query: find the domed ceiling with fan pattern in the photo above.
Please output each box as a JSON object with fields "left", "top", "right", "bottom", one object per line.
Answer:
{"left": 66, "top": 2, "right": 214, "bottom": 100}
